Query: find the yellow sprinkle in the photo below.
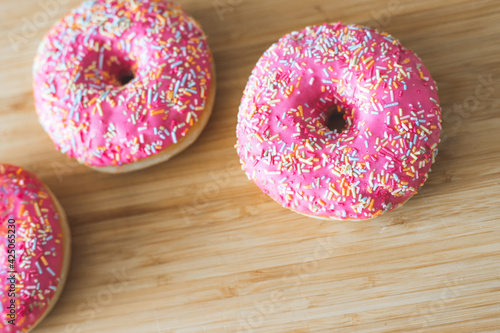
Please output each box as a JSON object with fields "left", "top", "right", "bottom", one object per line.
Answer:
{"left": 305, "top": 142, "right": 315, "bottom": 152}
{"left": 421, "top": 126, "right": 431, "bottom": 134}
{"left": 34, "top": 203, "right": 41, "bottom": 217}
{"left": 41, "top": 256, "right": 49, "bottom": 266}
{"left": 96, "top": 102, "right": 103, "bottom": 117}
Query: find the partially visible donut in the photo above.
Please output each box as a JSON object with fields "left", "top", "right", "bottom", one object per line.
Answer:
{"left": 34, "top": 0, "right": 216, "bottom": 173}
{"left": 0, "top": 164, "right": 71, "bottom": 332}
{"left": 236, "top": 23, "right": 441, "bottom": 220}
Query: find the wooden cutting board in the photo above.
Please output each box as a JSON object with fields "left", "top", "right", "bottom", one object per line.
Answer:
{"left": 1, "top": 0, "right": 499, "bottom": 332}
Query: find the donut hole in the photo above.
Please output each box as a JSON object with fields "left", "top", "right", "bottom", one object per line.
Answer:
{"left": 76, "top": 50, "right": 137, "bottom": 88}
{"left": 327, "top": 107, "right": 348, "bottom": 134}
{"left": 116, "top": 68, "right": 135, "bottom": 86}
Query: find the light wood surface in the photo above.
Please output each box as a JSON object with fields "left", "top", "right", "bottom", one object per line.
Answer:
{"left": 1, "top": 0, "right": 500, "bottom": 332}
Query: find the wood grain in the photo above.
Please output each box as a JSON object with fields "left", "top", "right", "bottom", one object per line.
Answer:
{"left": 1, "top": 0, "right": 499, "bottom": 332}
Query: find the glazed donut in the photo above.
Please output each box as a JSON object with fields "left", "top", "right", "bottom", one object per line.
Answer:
{"left": 0, "top": 164, "right": 70, "bottom": 332}
{"left": 34, "top": 0, "right": 216, "bottom": 173}
{"left": 236, "top": 23, "right": 441, "bottom": 220}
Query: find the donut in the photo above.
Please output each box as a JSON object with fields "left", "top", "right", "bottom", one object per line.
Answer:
{"left": 236, "top": 23, "right": 441, "bottom": 220}
{"left": 33, "top": 0, "right": 216, "bottom": 173}
{"left": 0, "top": 164, "right": 71, "bottom": 332}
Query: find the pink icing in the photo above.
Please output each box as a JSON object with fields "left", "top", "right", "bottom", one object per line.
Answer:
{"left": 236, "top": 23, "right": 442, "bottom": 220}
{"left": 33, "top": 0, "right": 213, "bottom": 167}
{"left": 0, "top": 164, "right": 66, "bottom": 332}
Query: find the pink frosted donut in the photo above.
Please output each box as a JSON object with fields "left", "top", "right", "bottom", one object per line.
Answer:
{"left": 0, "top": 164, "right": 70, "bottom": 332}
{"left": 34, "top": 0, "right": 215, "bottom": 173}
{"left": 236, "top": 23, "right": 442, "bottom": 220}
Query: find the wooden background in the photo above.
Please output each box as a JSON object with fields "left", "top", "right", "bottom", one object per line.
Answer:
{"left": 1, "top": 0, "right": 500, "bottom": 332}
